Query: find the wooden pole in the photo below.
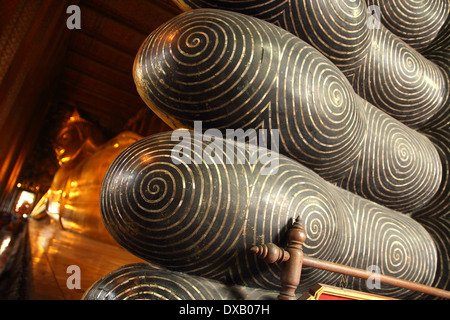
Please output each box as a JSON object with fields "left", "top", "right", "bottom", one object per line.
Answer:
{"left": 302, "top": 255, "right": 450, "bottom": 299}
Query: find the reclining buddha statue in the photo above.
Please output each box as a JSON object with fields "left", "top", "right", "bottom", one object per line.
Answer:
{"left": 82, "top": 0, "right": 449, "bottom": 299}
{"left": 31, "top": 110, "right": 142, "bottom": 244}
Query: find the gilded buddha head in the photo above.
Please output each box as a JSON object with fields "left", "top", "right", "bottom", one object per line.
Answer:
{"left": 54, "top": 110, "right": 105, "bottom": 165}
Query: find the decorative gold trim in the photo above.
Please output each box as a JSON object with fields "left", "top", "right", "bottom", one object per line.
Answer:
{"left": 303, "top": 284, "right": 397, "bottom": 300}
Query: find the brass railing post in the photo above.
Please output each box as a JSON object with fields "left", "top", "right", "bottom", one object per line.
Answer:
{"left": 251, "top": 216, "right": 306, "bottom": 300}
{"left": 251, "top": 216, "right": 450, "bottom": 300}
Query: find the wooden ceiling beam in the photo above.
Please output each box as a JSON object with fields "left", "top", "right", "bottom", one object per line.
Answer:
{"left": 76, "top": 4, "right": 147, "bottom": 56}
{"left": 63, "top": 55, "right": 139, "bottom": 97}
{"left": 63, "top": 99, "right": 133, "bottom": 134}
{"left": 59, "top": 80, "right": 142, "bottom": 121}
{"left": 69, "top": 31, "right": 136, "bottom": 75}
{"left": 61, "top": 66, "right": 145, "bottom": 109}
{"left": 82, "top": 0, "right": 181, "bottom": 35}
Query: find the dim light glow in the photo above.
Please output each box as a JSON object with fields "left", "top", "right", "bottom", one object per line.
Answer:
{"left": 68, "top": 191, "right": 80, "bottom": 198}
{"left": 14, "top": 190, "right": 36, "bottom": 212}
{"left": 63, "top": 204, "right": 77, "bottom": 211}
{"left": 48, "top": 201, "right": 61, "bottom": 215}
{"left": 0, "top": 235, "right": 12, "bottom": 254}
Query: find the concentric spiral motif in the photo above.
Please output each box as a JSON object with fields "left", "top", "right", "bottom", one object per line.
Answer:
{"left": 412, "top": 129, "right": 450, "bottom": 221}
{"left": 413, "top": 217, "right": 450, "bottom": 299}
{"left": 366, "top": 0, "right": 449, "bottom": 53}
{"left": 409, "top": 129, "right": 450, "bottom": 298}
{"left": 100, "top": 131, "right": 437, "bottom": 298}
{"left": 172, "top": 0, "right": 448, "bottom": 129}
{"left": 169, "top": 0, "right": 450, "bottom": 297}
{"left": 377, "top": 2, "right": 450, "bottom": 292}
{"left": 133, "top": 8, "right": 442, "bottom": 214}
{"left": 419, "top": 28, "right": 450, "bottom": 130}
{"left": 83, "top": 263, "right": 277, "bottom": 300}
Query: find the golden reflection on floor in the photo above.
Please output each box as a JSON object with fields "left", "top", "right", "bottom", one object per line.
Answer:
{"left": 28, "top": 217, "right": 144, "bottom": 300}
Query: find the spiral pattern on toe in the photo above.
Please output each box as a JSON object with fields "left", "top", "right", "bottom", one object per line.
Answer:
{"left": 100, "top": 131, "right": 437, "bottom": 298}
{"left": 413, "top": 217, "right": 450, "bottom": 299}
{"left": 82, "top": 263, "right": 278, "bottom": 300}
{"left": 412, "top": 129, "right": 450, "bottom": 220}
{"left": 280, "top": 41, "right": 365, "bottom": 168}
{"left": 366, "top": 0, "right": 449, "bottom": 52}
{"left": 361, "top": 28, "right": 446, "bottom": 127}
{"left": 173, "top": 0, "right": 448, "bottom": 129}
{"left": 342, "top": 194, "right": 437, "bottom": 298}
{"left": 133, "top": 8, "right": 442, "bottom": 213}
{"left": 356, "top": 101, "right": 442, "bottom": 212}
{"left": 134, "top": 9, "right": 278, "bottom": 129}
{"left": 101, "top": 134, "right": 245, "bottom": 274}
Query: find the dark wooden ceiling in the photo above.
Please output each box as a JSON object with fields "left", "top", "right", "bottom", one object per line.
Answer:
{"left": 56, "top": 0, "right": 182, "bottom": 134}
